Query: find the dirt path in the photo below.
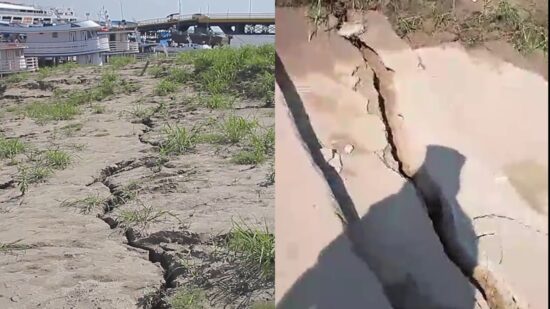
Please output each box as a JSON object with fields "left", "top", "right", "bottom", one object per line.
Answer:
{"left": 1, "top": 53, "right": 274, "bottom": 308}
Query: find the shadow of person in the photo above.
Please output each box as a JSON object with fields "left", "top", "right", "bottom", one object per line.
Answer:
{"left": 277, "top": 145, "right": 480, "bottom": 309}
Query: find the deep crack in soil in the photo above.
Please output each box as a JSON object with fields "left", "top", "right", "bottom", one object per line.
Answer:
{"left": 340, "top": 18, "right": 521, "bottom": 309}
{"left": 0, "top": 55, "right": 274, "bottom": 308}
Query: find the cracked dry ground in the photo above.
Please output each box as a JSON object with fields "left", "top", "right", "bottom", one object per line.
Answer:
{"left": 0, "top": 59, "right": 274, "bottom": 308}
{"left": 276, "top": 6, "right": 547, "bottom": 309}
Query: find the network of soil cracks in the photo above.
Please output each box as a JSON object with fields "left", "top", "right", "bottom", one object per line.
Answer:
{"left": 0, "top": 57, "right": 274, "bottom": 308}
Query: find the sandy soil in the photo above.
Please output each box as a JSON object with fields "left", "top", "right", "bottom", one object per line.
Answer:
{"left": 275, "top": 5, "right": 547, "bottom": 309}
{"left": 0, "top": 59, "right": 274, "bottom": 308}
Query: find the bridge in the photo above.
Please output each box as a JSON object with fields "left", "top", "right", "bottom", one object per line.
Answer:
{"left": 134, "top": 13, "right": 275, "bottom": 35}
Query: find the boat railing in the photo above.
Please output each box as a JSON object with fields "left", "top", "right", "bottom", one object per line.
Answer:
{"left": 25, "top": 57, "right": 38, "bottom": 72}
{"left": 23, "top": 37, "right": 109, "bottom": 56}
{"left": 108, "top": 41, "right": 139, "bottom": 53}
{"left": 0, "top": 57, "right": 33, "bottom": 74}
{"left": 137, "top": 13, "right": 275, "bottom": 26}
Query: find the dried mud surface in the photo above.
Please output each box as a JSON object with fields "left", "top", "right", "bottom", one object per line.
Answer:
{"left": 0, "top": 60, "right": 274, "bottom": 308}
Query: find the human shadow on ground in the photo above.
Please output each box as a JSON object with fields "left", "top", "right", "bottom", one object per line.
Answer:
{"left": 275, "top": 52, "right": 481, "bottom": 309}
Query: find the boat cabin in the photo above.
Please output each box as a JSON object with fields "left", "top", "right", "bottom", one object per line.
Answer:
{"left": 100, "top": 29, "right": 139, "bottom": 59}
{"left": 0, "top": 42, "right": 38, "bottom": 75}
{"left": 0, "top": 20, "right": 109, "bottom": 66}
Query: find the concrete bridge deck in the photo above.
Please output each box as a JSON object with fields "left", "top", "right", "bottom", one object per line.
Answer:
{"left": 134, "top": 13, "right": 275, "bottom": 35}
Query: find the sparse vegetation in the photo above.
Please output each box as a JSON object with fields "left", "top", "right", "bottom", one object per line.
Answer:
{"left": 233, "top": 127, "right": 275, "bottom": 165}
{"left": 115, "top": 181, "right": 141, "bottom": 205}
{"left": 43, "top": 149, "right": 72, "bottom": 170}
{"left": 117, "top": 202, "right": 177, "bottom": 231}
{"left": 155, "top": 79, "right": 178, "bottom": 96}
{"left": 61, "top": 194, "right": 107, "bottom": 214}
{"left": 37, "top": 62, "right": 80, "bottom": 80}
{"left": 168, "top": 287, "right": 207, "bottom": 309}
{"left": 3, "top": 72, "right": 29, "bottom": 84}
{"left": 24, "top": 100, "right": 80, "bottom": 122}
{"left": 1, "top": 39, "right": 275, "bottom": 307}
{"left": 201, "top": 93, "right": 235, "bottom": 109}
{"left": 148, "top": 66, "right": 166, "bottom": 78}
{"left": 289, "top": 0, "right": 547, "bottom": 55}
{"left": 16, "top": 164, "right": 52, "bottom": 195}
{"left": 60, "top": 122, "right": 83, "bottom": 137}
{"left": 220, "top": 116, "right": 258, "bottom": 144}
{"left": 91, "top": 104, "right": 106, "bottom": 114}
{"left": 0, "top": 137, "right": 25, "bottom": 159}
{"left": 160, "top": 125, "right": 198, "bottom": 155}
{"left": 251, "top": 301, "right": 276, "bottom": 309}
{"left": 108, "top": 56, "right": 136, "bottom": 69}
{"left": 0, "top": 240, "right": 31, "bottom": 253}
{"left": 167, "top": 67, "right": 191, "bottom": 83}
{"left": 227, "top": 221, "right": 275, "bottom": 280}
{"left": 175, "top": 45, "right": 275, "bottom": 105}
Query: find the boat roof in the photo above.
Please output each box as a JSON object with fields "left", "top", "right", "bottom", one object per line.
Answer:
{"left": 0, "top": 20, "right": 101, "bottom": 33}
{"left": 0, "top": 42, "right": 26, "bottom": 50}
{"left": 0, "top": 2, "right": 38, "bottom": 11}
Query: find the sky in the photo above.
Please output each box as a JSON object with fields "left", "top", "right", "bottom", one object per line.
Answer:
{"left": 29, "top": 0, "right": 274, "bottom": 21}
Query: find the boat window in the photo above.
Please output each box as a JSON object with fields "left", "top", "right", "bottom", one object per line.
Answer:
{"left": 2, "top": 17, "right": 11, "bottom": 21}
{"left": 87, "top": 31, "right": 93, "bottom": 40}
{"left": 52, "top": 32, "right": 58, "bottom": 38}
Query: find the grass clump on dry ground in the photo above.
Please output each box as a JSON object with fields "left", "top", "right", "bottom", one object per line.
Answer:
{"left": 37, "top": 61, "right": 80, "bottom": 80}
{"left": 227, "top": 221, "right": 275, "bottom": 281}
{"left": 42, "top": 149, "right": 72, "bottom": 170}
{"left": 117, "top": 202, "right": 179, "bottom": 232}
{"left": 5, "top": 145, "right": 74, "bottom": 195}
{"left": 174, "top": 45, "right": 275, "bottom": 106}
{"left": 2, "top": 72, "right": 30, "bottom": 84}
{"left": 168, "top": 287, "right": 208, "bottom": 309}
{"left": 21, "top": 71, "right": 136, "bottom": 123}
{"left": 280, "top": 0, "right": 547, "bottom": 55}
{"left": 219, "top": 115, "right": 259, "bottom": 144}
{"left": 232, "top": 127, "right": 275, "bottom": 165}
{"left": 108, "top": 56, "right": 136, "bottom": 69}
{"left": 196, "top": 115, "right": 274, "bottom": 164}
{"left": 154, "top": 79, "right": 178, "bottom": 96}
{"left": 0, "top": 136, "right": 26, "bottom": 159}
{"left": 61, "top": 194, "right": 107, "bottom": 214}
{"left": 159, "top": 124, "right": 199, "bottom": 156}
{"left": 0, "top": 240, "right": 31, "bottom": 253}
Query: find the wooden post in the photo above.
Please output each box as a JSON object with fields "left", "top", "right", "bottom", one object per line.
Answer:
{"left": 140, "top": 60, "right": 150, "bottom": 76}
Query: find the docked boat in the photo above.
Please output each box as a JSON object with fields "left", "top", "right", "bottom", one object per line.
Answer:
{"left": 0, "top": 20, "right": 109, "bottom": 65}
{"left": 0, "top": 41, "right": 37, "bottom": 75}
{"left": 0, "top": 2, "right": 77, "bottom": 25}
{"left": 99, "top": 28, "right": 139, "bottom": 59}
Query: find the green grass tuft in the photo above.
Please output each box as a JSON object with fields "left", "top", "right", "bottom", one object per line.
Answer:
{"left": 168, "top": 287, "right": 207, "bottom": 309}
{"left": 3, "top": 72, "right": 29, "bottom": 84}
{"left": 160, "top": 125, "right": 198, "bottom": 155}
{"left": 61, "top": 194, "right": 107, "bottom": 214}
{"left": 227, "top": 221, "right": 275, "bottom": 280}
{"left": 201, "top": 93, "right": 235, "bottom": 109}
{"left": 43, "top": 149, "right": 72, "bottom": 170}
{"left": 0, "top": 137, "right": 25, "bottom": 159}
{"left": 25, "top": 101, "right": 80, "bottom": 122}
{"left": 154, "top": 79, "right": 178, "bottom": 96}
{"left": 232, "top": 127, "right": 274, "bottom": 165}
{"left": 108, "top": 56, "right": 136, "bottom": 69}
{"left": 220, "top": 115, "right": 258, "bottom": 144}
